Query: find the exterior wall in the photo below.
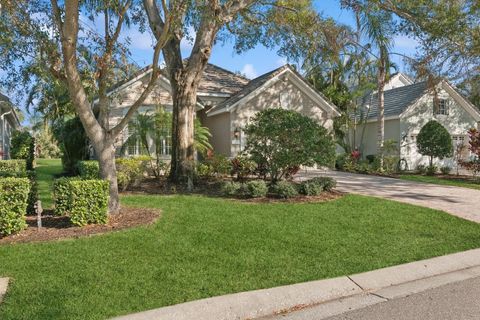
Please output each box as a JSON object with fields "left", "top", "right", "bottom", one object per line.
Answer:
{"left": 0, "top": 112, "right": 15, "bottom": 160}
{"left": 198, "top": 110, "right": 231, "bottom": 156}
{"left": 384, "top": 74, "right": 412, "bottom": 90}
{"left": 229, "top": 76, "right": 335, "bottom": 156}
{"left": 352, "top": 119, "right": 401, "bottom": 158}
{"left": 400, "top": 86, "right": 479, "bottom": 170}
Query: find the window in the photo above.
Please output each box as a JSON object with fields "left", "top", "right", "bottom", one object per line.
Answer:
{"left": 434, "top": 98, "right": 449, "bottom": 115}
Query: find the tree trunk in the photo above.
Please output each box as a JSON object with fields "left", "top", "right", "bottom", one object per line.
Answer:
{"left": 169, "top": 82, "right": 196, "bottom": 186}
{"left": 97, "top": 142, "right": 120, "bottom": 214}
{"left": 377, "top": 56, "right": 386, "bottom": 170}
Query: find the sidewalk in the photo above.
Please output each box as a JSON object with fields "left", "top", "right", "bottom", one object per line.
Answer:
{"left": 0, "top": 278, "right": 8, "bottom": 304}
{"left": 112, "top": 248, "right": 480, "bottom": 320}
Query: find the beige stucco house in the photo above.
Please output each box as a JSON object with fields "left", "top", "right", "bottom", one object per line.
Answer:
{"left": 106, "top": 63, "right": 340, "bottom": 158}
{"left": 352, "top": 74, "right": 480, "bottom": 170}
{"left": 0, "top": 93, "right": 21, "bottom": 159}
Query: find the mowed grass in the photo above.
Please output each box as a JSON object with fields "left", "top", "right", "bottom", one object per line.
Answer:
{"left": 35, "top": 158, "right": 63, "bottom": 208}
{"left": 398, "top": 174, "right": 480, "bottom": 191}
{"left": 2, "top": 193, "right": 480, "bottom": 319}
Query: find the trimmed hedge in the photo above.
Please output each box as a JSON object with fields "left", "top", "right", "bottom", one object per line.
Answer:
{"left": 0, "top": 160, "right": 37, "bottom": 215}
{"left": 0, "top": 177, "right": 30, "bottom": 236}
{"left": 69, "top": 180, "right": 109, "bottom": 226}
{"left": 308, "top": 177, "right": 337, "bottom": 192}
{"left": 0, "top": 159, "right": 27, "bottom": 176}
{"left": 53, "top": 177, "right": 109, "bottom": 226}
{"left": 116, "top": 158, "right": 144, "bottom": 191}
{"left": 53, "top": 177, "right": 80, "bottom": 216}
{"left": 78, "top": 160, "right": 100, "bottom": 179}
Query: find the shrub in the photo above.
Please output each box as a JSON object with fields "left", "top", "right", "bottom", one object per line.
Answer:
{"left": 69, "top": 180, "right": 110, "bottom": 226}
{"left": 10, "top": 130, "right": 35, "bottom": 170}
{"left": 440, "top": 166, "right": 452, "bottom": 175}
{"left": 366, "top": 155, "right": 376, "bottom": 164}
{"left": 298, "top": 180, "right": 323, "bottom": 196}
{"left": 116, "top": 158, "right": 144, "bottom": 191}
{"left": 426, "top": 165, "right": 438, "bottom": 176}
{"left": 416, "top": 164, "right": 427, "bottom": 175}
{"left": 245, "top": 180, "right": 268, "bottom": 198}
{"left": 0, "top": 178, "right": 30, "bottom": 236}
{"left": 78, "top": 160, "right": 99, "bottom": 179}
{"left": 417, "top": 120, "right": 453, "bottom": 167}
{"left": 196, "top": 163, "right": 214, "bottom": 178}
{"left": 25, "top": 170, "right": 38, "bottom": 215}
{"left": 0, "top": 159, "right": 26, "bottom": 176}
{"left": 231, "top": 155, "right": 257, "bottom": 181}
{"left": 53, "top": 117, "right": 90, "bottom": 174}
{"left": 244, "top": 109, "right": 335, "bottom": 182}
{"left": 221, "top": 181, "right": 242, "bottom": 197}
{"left": 271, "top": 181, "right": 298, "bottom": 199}
{"left": 207, "top": 154, "right": 232, "bottom": 176}
{"left": 335, "top": 154, "right": 348, "bottom": 170}
{"left": 309, "top": 177, "right": 337, "bottom": 191}
{"left": 53, "top": 177, "right": 80, "bottom": 216}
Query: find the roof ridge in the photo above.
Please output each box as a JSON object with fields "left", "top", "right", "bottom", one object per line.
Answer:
{"left": 206, "top": 63, "right": 250, "bottom": 82}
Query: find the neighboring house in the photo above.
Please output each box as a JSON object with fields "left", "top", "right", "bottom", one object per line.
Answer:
{"left": 106, "top": 63, "right": 340, "bottom": 158}
{"left": 352, "top": 74, "right": 480, "bottom": 170}
{"left": 0, "top": 93, "right": 21, "bottom": 160}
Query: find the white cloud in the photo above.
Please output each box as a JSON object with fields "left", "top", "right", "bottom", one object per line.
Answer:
{"left": 276, "top": 57, "right": 288, "bottom": 67}
{"left": 122, "top": 28, "right": 155, "bottom": 51}
{"left": 393, "top": 35, "right": 419, "bottom": 51}
{"left": 241, "top": 64, "right": 258, "bottom": 79}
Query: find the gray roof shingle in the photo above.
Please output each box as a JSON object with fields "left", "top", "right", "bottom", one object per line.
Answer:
{"left": 359, "top": 81, "right": 429, "bottom": 119}
{"left": 107, "top": 63, "right": 249, "bottom": 96}
{"left": 207, "top": 65, "right": 289, "bottom": 114}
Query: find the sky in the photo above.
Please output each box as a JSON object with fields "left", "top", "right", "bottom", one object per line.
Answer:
{"left": 106, "top": 0, "right": 419, "bottom": 80}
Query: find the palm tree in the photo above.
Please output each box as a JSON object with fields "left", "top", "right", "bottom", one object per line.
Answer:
{"left": 124, "top": 106, "right": 212, "bottom": 177}
{"left": 356, "top": 5, "right": 394, "bottom": 169}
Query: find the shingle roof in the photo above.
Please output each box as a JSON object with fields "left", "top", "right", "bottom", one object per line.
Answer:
{"left": 107, "top": 63, "right": 249, "bottom": 96}
{"left": 360, "top": 81, "right": 429, "bottom": 119}
{"left": 207, "top": 65, "right": 289, "bottom": 114}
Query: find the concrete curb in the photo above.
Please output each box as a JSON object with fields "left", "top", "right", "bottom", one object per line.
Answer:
{"left": 0, "top": 278, "right": 9, "bottom": 304}
{"left": 112, "top": 248, "right": 480, "bottom": 320}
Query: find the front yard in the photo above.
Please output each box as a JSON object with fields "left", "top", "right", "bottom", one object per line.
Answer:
{"left": 2, "top": 176, "right": 480, "bottom": 319}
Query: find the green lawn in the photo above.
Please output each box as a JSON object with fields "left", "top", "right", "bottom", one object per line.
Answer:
{"left": 398, "top": 174, "right": 480, "bottom": 190}
{"left": 35, "top": 159, "right": 63, "bottom": 209}
{"left": 2, "top": 191, "right": 480, "bottom": 319}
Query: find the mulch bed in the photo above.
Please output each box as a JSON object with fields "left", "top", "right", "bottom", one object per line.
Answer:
{"left": 0, "top": 207, "right": 160, "bottom": 245}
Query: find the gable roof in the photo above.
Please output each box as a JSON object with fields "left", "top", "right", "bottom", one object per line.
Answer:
{"left": 106, "top": 63, "right": 249, "bottom": 97}
{"left": 207, "top": 64, "right": 341, "bottom": 117}
{"left": 360, "top": 81, "right": 429, "bottom": 120}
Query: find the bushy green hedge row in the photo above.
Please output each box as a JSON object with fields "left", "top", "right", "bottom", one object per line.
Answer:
{"left": 221, "top": 177, "right": 337, "bottom": 199}
{"left": 78, "top": 159, "right": 146, "bottom": 191}
{"left": 78, "top": 160, "right": 100, "bottom": 179}
{"left": 0, "top": 159, "right": 27, "bottom": 175}
{"left": 53, "top": 177, "right": 109, "bottom": 226}
{"left": 0, "top": 178, "right": 31, "bottom": 236}
{"left": 0, "top": 160, "right": 37, "bottom": 214}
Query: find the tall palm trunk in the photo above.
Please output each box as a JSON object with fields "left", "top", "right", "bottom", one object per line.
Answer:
{"left": 377, "top": 51, "right": 387, "bottom": 170}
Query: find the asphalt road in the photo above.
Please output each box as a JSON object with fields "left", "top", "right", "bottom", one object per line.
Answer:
{"left": 271, "top": 276, "right": 480, "bottom": 320}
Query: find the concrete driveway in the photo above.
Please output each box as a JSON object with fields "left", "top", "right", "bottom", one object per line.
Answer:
{"left": 296, "top": 170, "right": 480, "bottom": 223}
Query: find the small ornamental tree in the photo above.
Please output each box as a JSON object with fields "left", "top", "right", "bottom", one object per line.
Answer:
{"left": 459, "top": 128, "right": 480, "bottom": 177}
{"left": 244, "top": 108, "right": 335, "bottom": 182}
{"left": 416, "top": 120, "right": 453, "bottom": 168}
